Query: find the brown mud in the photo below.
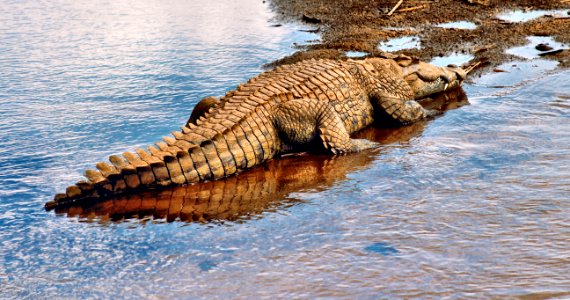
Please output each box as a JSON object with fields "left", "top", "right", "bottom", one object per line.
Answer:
{"left": 266, "top": 0, "right": 570, "bottom": 75}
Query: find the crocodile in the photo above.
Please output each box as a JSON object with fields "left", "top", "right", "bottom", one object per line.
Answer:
{"left": 49, "top": 55, "right": 466, "bottom": 207}
{"left": 48, "top": 88, "right": 469, "bottom": 220}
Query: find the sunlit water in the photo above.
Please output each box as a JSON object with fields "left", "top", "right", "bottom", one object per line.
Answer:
{"left": 436, "top": 21, "right": 477, "bottom": 30}
{"left": 2, "top": 1, "right": 570, "bottom": 298}
{"left": 497, "top": 9, "right": 569, "bottom": 23}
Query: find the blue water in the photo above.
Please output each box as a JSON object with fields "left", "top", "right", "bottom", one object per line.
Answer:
{"left": 2, "top": 0, "right": 570, "bottom": 298}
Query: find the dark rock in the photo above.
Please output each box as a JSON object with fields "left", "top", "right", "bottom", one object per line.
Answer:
{"left": 535, "top": 43, "right": 553, "bottom": 51}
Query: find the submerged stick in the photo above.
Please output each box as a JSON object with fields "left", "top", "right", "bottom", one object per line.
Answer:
{"left": 464, "top": 61, "right": 482, "bottom": 74}
{"left": 387, "top": 0, "right": 404, "bottom": 16}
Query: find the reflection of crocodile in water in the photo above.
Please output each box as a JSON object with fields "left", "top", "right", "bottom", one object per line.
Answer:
{"left": 48, "top": 54, "right": 466, "bottom": 208}
{"left": 50, "top": 88, "right": 469, "bottom": 222}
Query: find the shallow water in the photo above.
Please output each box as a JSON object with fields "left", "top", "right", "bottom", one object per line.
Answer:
{"left": 436, "top": 21, "right": 477, "bottom": 30}
{"left": 506, "top": 36, "right": 569, "bottom": 60}
{"left": 378, "top": 35, "right": 421, "bottom": 51}
{"left": 497, "top": 9, "right": 569, "bottom": 23}
{"left": 346, "top": 50, "right": 369, "bottom": 58}
{"left": 2, "top": 0, "right": 570, "bottom": 299}
{"left": 430, "top": 53, "right": 474, "bottom": 68}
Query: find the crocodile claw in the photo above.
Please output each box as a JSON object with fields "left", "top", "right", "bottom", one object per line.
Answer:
{"left": 350, "top": 139, "right": 380, "bottom": 152}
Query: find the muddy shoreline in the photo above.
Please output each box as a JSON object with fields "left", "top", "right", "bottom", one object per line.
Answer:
{"left": 267, "top": 0, "right": 570, "bottom": 75}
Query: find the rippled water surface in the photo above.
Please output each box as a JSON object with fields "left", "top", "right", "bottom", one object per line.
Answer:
{"left": 2, "top": 1, "right": 570, "bottom": 298}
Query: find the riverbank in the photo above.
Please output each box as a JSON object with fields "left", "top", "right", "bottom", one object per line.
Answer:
{"left": 267, "top": 0, "right": 570, "bottom": 74}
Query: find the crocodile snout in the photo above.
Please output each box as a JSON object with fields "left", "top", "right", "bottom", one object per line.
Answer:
{"left": 440, "top": 65, "right": 466, "bottom": 84}
{"left": 438, "top": 65, "right": 467, "bottom": 92}
{"left": 448, "top": 64, "right": 467, "bottom": 81}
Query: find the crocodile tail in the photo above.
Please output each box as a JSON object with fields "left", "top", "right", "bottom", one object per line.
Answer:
{"left": 45, "top": 121, "right": 274, "bottom": 209}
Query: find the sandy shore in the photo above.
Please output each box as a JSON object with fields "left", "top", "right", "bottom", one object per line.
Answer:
{"left": 267, "top": 0, "right": 570, "bottom": 74}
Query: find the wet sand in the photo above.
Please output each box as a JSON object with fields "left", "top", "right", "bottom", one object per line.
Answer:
{"left": 267, "top": 0, "right": 570, "bottom": 74}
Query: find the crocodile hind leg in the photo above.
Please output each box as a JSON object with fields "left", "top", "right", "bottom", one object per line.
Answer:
{"left": 186, "top": 96, "right": 220, "bottom": 125}
{"left": 274, "top": 98, "right": 378, "bottom": 154}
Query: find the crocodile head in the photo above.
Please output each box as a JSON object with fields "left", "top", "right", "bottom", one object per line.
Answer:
{"left": 366, "top": 56, "right": 466, "bottom": 100}
{"left": 400, "top": 60, "right": 466, "bottom": 100}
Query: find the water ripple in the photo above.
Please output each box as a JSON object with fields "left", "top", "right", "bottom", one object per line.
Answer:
{"left": 1, "top": 0, "right": 570, "bottom": 298}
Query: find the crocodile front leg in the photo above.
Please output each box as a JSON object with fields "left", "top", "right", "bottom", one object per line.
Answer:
{"left": 274, "top": 98, "right": 378, "bottom": 154}
{"left": 369, "top": 78, "right": 437, "bottom": 124}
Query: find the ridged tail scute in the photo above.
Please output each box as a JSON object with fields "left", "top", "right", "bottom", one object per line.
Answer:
{"left": 200, "top": 140, "right": 226, "bottom": 180}
{"left": 135, "top": 147, "right": 169, "bottom": 186}
{"left": 177, "top": 150, "right": 200, "bottom": 184}
{"left": 189, "top": 144, "right": 212, "bottom": 181}
{"left": 211, "top": 134, "right": 238, "bottom": 177}
{"left": 46, "top": 126, "right": 259, "bottom": 210}
{"left": 123, "top": 151, "right": 155, "bottom": 186}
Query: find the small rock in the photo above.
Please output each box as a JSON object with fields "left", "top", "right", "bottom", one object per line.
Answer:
{"left": 493, "top": 68, "right": 508, "bottom": 73}
{"left": 270, "top": 24, "right": 282, "bottom": 27}
{"left": 535, "top": 43, "right": 553, "bottom": 51}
